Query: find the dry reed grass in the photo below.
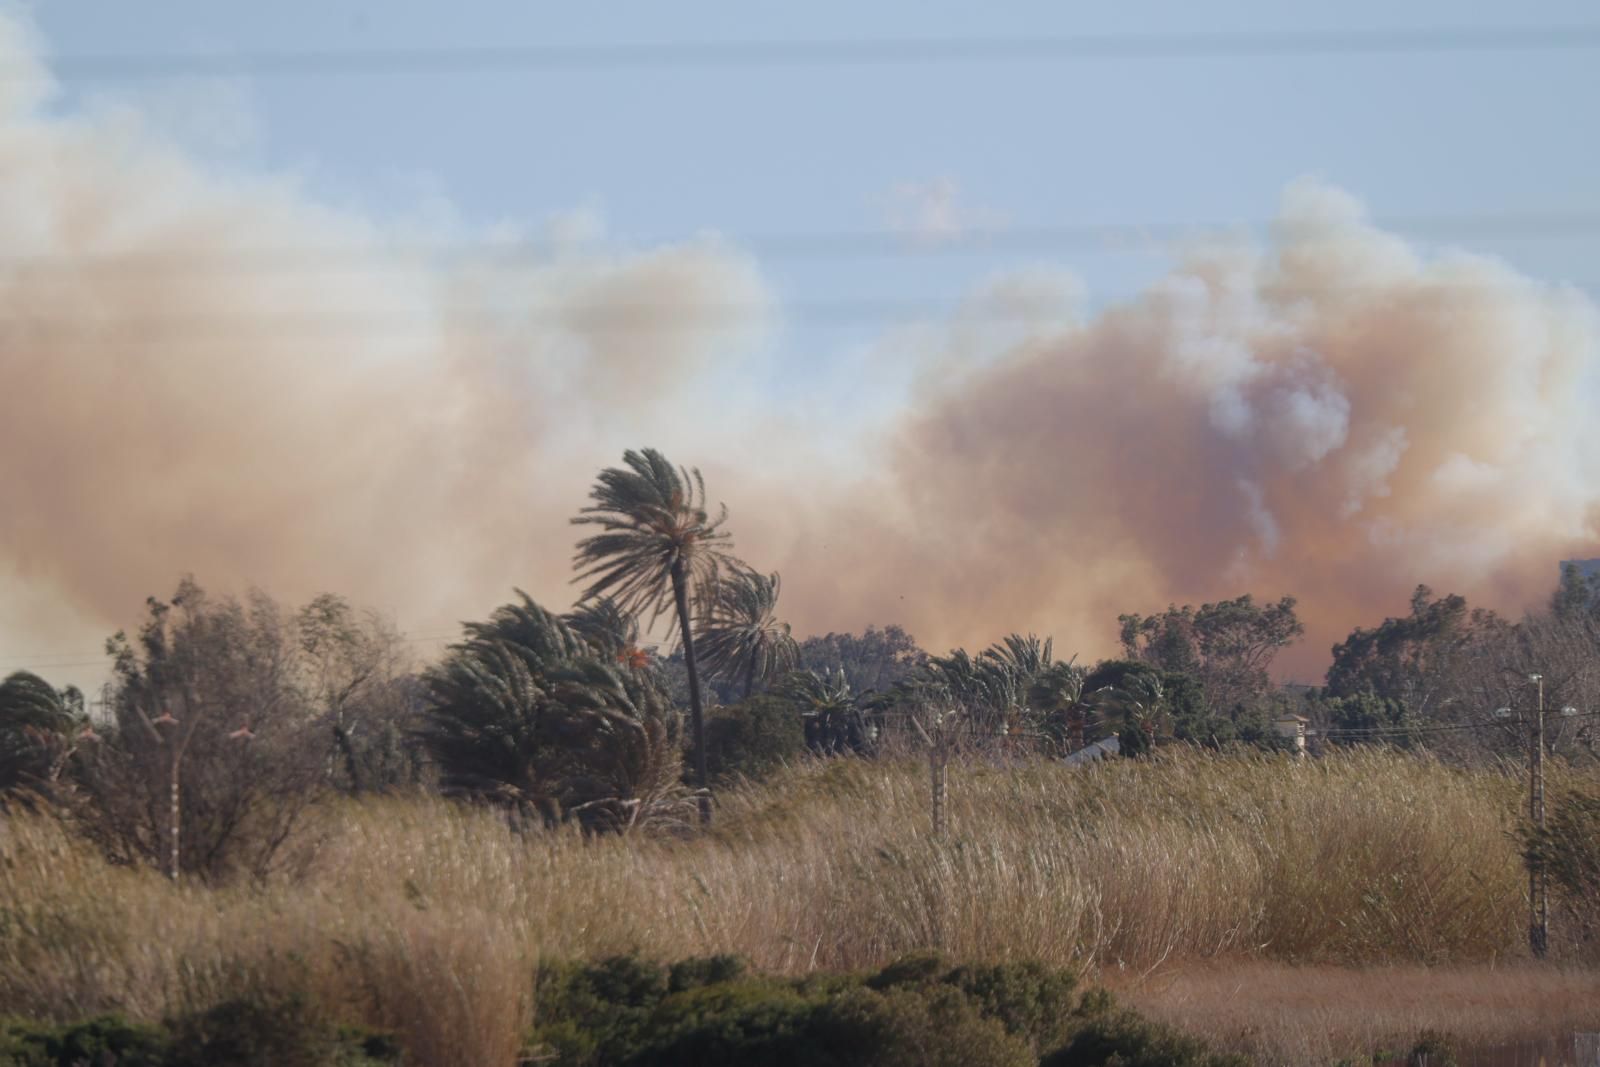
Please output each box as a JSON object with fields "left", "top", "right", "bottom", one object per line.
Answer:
{"left": 0, "top": 749, "right": 1586, "bottom": 1066}
{"left": 1119, "top": 962, "right": 1600, "bottom": 1065}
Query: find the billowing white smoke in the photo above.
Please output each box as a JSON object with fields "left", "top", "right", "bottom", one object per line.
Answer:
{"left": 761, "top": 182, "right": 1600, "bottom": 677}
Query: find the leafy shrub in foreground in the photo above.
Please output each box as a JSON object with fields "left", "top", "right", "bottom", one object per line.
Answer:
{"left": 531, "top": 953, "right": 1245, "bottom": 1067}
{"left": 0, "top": 1015, "right": 169, "bottom": 1067}
{"left": 0, "top": 1000, "right": 400, "bottom": 1067}
{"left": 1041, "top": 1007, "right": 1250, "bottom": 1067}
{"left": 166, "top": 994, "right": 400, "bottom": 1067}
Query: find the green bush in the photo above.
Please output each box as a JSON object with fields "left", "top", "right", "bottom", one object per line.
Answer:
{"left": 0, "top": 1003, "right": 398, "bottom": 1067}
{"left": 0, "top": 1015, "right": 169, "bottom": 1067}
{"left": 668, "top": 954, "right": 746, "bottom": 992}
{"left": 704, "top": 695, "right": 806, "bottom": 783}
{"left": 166, "top": 995, "right": 400, "bottom": 1067}
{"left": 943, "top": 960, "right": 1082, "bottom": 1052}
{"left": 864, "top": 950, "right": 947, "bottom": 990}
{"left": 530, "top": 953, "right": 1240, "bottom": 1067}
{"left": 1406, "top": 1029, "right": 1459, "bottom": 1067}
{"left": 534, "top": 955, "right": 673, "bottom": 1066}
{"left": 1041, "top": 1007, "right": 1250, "bottom": 1067}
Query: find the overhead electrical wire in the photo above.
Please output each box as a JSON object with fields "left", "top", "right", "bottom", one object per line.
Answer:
{"left": 28, "top": 25, "right": 1600, "bottom": 83}
{"left": 0, "top": 210, "right": 1597, "bottom": 277}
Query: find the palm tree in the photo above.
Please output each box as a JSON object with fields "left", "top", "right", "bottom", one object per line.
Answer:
{"left": 1085, "top": 668, "right": 1165, "bottom": 757}
{"left": 420, "top": 593, "right": 690, "bottom": 831}
{"left": 565, "top": 597, "right": 652, "bottom": 670}
{"left": 697, "top": 567, "right": 799, "bottom": 700}
{"left": 572, "top": 449, "right": 734, "bottom": 814}
{"left": 781, "top": 669, "right": 870, "bottom": 753}
{"left": 1026, "top": 660, "right": 1088, "bottom": 753}
{"left": 924, "top": 648, "right": 1024, "bottom": 734}
{"left": 984, "top": 633, "right": 1054, "bottom": 679}
{"left": 0, "top": 671, "right": 91, "bottom": 799}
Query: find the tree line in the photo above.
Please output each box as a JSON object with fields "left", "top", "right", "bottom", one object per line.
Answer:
{"left": 3, "top": 447, "right": 1598, "bottom": 881}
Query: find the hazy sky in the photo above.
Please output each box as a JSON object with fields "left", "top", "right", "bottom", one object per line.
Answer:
{"left": 6, "top": 2, "right": 1600, "bottom": 686}
{"left": 28, "top": 0, "right": 1600, "bottom": 318}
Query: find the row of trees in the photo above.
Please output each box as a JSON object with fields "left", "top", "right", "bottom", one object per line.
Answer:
{"left": 0, "top": 580, "right": 423, "bottom": 880}
{"left": 5, "top": 446, "right": 1599, "bottom": 881}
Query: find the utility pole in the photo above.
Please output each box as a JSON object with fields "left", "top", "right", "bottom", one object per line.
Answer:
{"left": 1528, "top": 673, "right": 1548, "bottom": 960}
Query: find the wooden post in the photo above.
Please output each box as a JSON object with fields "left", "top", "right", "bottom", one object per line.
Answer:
{"left": 1530, "top": 674, "right": 1548, "bottom": 959}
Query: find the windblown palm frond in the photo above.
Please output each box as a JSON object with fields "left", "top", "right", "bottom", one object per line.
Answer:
{"left": 696, "top": 567, "right": 799, "bottom": 699}
{"left": 571, "top": 448, "right": 735, "bottom": 803}
{"left": 547, "top": 660, "right": 692, "bottom": 833}
{"left": 925, "top": 649, "right": 1024, "bottom": 726}
{"left": 420, "top": 593, "right": 690, "bottom": 830}
{"left": 984, "top": 633, "right": 1054, "bottom": 678}
{"left": 564, "top": 597, "right": 651, "bottom": 669}
{"left": 421, "top": 639, "right": 566, "bottom": 816}
{"left": 0, "top": 671, "right": 90, "bottom": 796}
{"left": 1026, "top": 659, "right": 1088, "bottom": 752}
{"left": 781, "top": 669, "right": 873, "bottom": 753}
{"left": 1087, "top": 670, "right": 1166, "bottom": 757}
{"left": 571, "top": 449, "right": 734, "bottom": 631}
{"left": 463, "top": 591, "right": 587, "bottom": 665}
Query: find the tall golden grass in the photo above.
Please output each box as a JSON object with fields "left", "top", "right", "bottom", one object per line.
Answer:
{"left": 0, "top": 749, "right": 1585, "bottom": 1065}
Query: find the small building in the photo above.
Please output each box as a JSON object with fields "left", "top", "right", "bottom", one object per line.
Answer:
{"left": 1063, "top": 735, "right": 1120, "bottom": 766}
{"left": 1273, "top": 714, "right": 1309, "bottom": 756}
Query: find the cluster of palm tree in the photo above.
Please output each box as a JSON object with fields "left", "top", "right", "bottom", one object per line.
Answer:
{"left": 863, "top": 634, "right": 1092, "bottom": 752}
{"left": 412, "top": 447, "right": 1182, "bottom": 831}
{"left": 0, "top": 671, "right": 94, "bottom": 804}
{"left": 423, "top": 448, "right": 806, "bottom": 828}
{"left": 695, "top": 567, "right": 799, "bottom": 702}
{"left": 422, "top": 593, "right": 692, "bottom": 832}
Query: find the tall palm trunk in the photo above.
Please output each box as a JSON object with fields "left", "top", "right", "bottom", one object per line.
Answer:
{"left": 742, "top": 657, "right": 757, "bottom": 702}
{"left": 671, "top": 559, "right": 712, "bottom": 825}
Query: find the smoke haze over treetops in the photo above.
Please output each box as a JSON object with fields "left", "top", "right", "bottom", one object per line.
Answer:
{"left": 1, "top": 14, "right": 1597, "bottom": 683}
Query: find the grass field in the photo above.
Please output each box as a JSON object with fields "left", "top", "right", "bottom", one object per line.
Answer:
{"left": 2, "top": 750, "right": 1594, "bottom": 1065}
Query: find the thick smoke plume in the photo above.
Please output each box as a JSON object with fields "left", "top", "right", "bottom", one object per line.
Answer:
{"left": 2, "top": 13, "right": 1598, "bottom": 684}
{"left": 765, "top": 182, "right": 1600, "bottom": 677}
{"left": 0, "top": 17, "right": 771, "bottom": 678}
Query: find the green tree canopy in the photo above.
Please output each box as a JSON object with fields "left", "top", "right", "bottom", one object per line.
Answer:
{"left": 798, "top": 625, "right": 928, "bottom": 695}
{"left": 1325, "top": 585, "right": 1500, "bottom": 720}
{"left": 1119, "top": 594, "right": 1303, "bottom": 717}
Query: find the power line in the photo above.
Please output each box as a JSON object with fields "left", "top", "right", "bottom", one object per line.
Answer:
{"left": 0, "top": 278, "right": 1591, "bottom": 346}
{"left": 3, "top": 210, "right": 1599, "bottom": 276}
{"left": 31, "top": 26, "right": 1600, "bottom": 82}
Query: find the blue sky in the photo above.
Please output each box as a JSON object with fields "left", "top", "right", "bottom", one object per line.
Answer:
{"left": 25, "top": 0, "right": 1600, "bottom": 353}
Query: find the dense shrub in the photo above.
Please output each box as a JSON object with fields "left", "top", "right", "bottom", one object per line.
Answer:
{"left": 0, "top": 1015, "right": 169, "bottom": 1067}
{"left": 530, "top": 953, "right": 1241, "bottom": 1067}
{"left": 1041, "top": 1008, "right": 1249, "bottom": 1067}
{"left": 166, "top": 995, "right": 400, "bottom": 1067}
{"left": 704, "top": 695, "right": 806, "bottom": 783}
{"left": 0, "top": 1001, "right": 399, "bottom": 1067}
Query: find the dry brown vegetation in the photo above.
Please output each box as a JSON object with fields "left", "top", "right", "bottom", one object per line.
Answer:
{"left": 1121, "top": 963, "right": 1600, "bottom": 1065}
{"left": 1, "top": 749, "right": 1594, "bottom": 1066}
